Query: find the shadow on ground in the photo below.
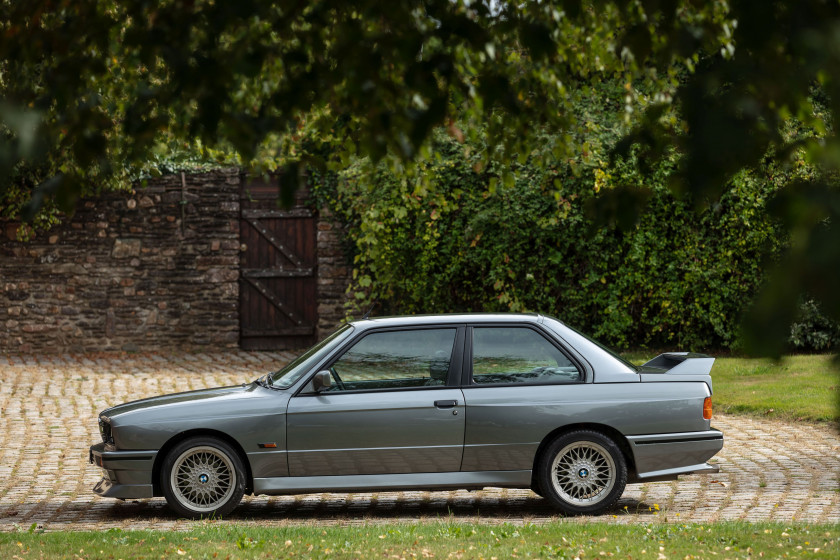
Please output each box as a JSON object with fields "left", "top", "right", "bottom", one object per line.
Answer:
{"left": 4, "top": 495, "right": 661, "bottom": 527}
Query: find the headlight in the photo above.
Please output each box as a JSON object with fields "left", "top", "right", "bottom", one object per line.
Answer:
{"left": 98, "top": 415, "right": 114, "bottom": 444}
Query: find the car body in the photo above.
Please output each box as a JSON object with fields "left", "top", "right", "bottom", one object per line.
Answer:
{"left": 90, "top": 313, "right": 723, "bottom": 517}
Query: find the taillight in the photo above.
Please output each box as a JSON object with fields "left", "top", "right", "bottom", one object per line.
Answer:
{"left": 703, "top": 397, "right": 713, "bottom": 420}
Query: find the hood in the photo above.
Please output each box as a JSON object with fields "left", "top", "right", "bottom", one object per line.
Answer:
{"left": 101, "top": 383, "right": 265, "bottom": 421}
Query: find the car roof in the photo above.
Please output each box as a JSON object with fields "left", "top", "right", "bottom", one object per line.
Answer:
{"left": 350, "top": 313, "right": 546, "bottom": 331}
{"left": 338, "top": 313, "right": 638, "bottom": 378}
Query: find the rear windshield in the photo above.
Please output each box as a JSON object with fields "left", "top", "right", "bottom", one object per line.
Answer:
{"left": 543, "top": 317, "right": 638, "bottom": 373}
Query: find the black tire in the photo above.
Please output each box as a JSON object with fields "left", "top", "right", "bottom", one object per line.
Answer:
{"left": 161, "top": 436, "right": 246, "bottom": 518}
{"left": 537, "top": 430, "right": 627, "bottom": 515}
{"left": 530, "top": 473, "right": 545, "bottom": 497}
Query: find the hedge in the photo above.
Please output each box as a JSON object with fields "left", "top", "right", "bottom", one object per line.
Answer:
{"left": 312, "top": 127, "right": 796, "bottom": 351}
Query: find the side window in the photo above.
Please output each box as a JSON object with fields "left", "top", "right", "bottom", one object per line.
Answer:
{"left": 471, "top": 327, "right": 580, "bottom": 385}
{"left": 328, "top": 328, "right": 457, "bottom": 391}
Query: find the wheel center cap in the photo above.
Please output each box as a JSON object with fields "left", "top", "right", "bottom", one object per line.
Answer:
{"left": 199, "top": 473, "right": 209, "bottom": 484}
{"left": 578, "top": 468, "right": 589, "bottom": 478}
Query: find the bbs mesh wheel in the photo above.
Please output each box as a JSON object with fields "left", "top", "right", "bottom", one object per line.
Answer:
{"left": 161, "top": 436, "right": 246, "bottom": 518}
{"left": 537, "top": 430, "right": 627, "bottom": 515}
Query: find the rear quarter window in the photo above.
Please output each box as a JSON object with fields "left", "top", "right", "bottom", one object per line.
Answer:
{"left": 471, "top": 326, "right": 580, "bottom": 385}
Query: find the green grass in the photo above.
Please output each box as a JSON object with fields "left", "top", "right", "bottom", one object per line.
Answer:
{"left": 711, "top": 355, "right": 839, "bottom": 423}
{"left": 2, "top": 522, "right": 838, "bottom": 559}
{"left": 623, "top": 353, "right": 839, "bottom": 423}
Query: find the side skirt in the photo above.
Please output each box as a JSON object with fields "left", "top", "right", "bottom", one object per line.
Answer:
{"left": 253, "top": 470, "right": 532, "bottom": 495}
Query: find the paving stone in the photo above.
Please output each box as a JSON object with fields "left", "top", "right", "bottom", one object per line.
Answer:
{"left": 0, "top": 351, "right": 838, "bottom": 531}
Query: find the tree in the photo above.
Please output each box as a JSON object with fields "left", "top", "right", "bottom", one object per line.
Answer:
{"left": 1, "top": 1, "right": 721, "bottom": 216}
{"left": 2, "top": 1, "right": 840, "bottom": 357}
{"left": 614, "top": 0, "right": 840, "bottom": 356}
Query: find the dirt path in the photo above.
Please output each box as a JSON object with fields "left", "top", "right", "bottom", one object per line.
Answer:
{"left": 0, "top": 352, "right": 837, "bottom": 531}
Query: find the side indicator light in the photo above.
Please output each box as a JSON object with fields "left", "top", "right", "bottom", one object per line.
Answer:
{"left": 703, "top": 397, "right": 713, "bottom": 420}
{"left": 258, "top": 443, "right": 277, "bottom": 449}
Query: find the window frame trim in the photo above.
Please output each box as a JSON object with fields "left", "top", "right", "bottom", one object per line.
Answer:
{"left": 462, "top": 323, "right": 589, "bottom": 387}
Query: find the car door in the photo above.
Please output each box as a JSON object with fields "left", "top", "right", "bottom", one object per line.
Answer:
{"left": 286, "top": 326, "right": 466, "bottom": 476}
{"left": 460, "top": 324, "right": 586, "bottom": 472}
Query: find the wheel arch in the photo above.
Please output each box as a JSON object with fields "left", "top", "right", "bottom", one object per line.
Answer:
{"left": 152, "top": 429, "right": 254, "bottom": 497}
{"left": 530, "top": 423, "right": 636, "bottom": 491}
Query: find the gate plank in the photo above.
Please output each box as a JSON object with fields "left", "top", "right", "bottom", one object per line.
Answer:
{"left": 243, "top": 216, "right": 303, "bottom": 267}
{"left": 242, "top": 268, "right": 314, "bottom": 278}
{"left": 241, "top": 276, "right": 306, "bottom": 327}
{"left": 241, "top": 326, "right": 315, "bottom": 337}
{"left": 242, "top": 209, "right": 314, "bottom": 219}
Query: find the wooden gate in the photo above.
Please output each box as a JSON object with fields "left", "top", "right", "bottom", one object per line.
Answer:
{"left": 239, "top": 179, "right": 318, "bottom": 350}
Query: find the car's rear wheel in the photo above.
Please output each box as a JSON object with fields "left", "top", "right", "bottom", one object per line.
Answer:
{"left": 161, "top": 437, "right": 246, "bottom": 518}
{"left": 537, "top": 430, "right": 627, "bottom": 515}
{"left": 529, "top": 483, "right": 545, "bottom": 498}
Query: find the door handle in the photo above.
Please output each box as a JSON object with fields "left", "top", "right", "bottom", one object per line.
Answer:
{"left": 434, "top": 399, "right": 458, "bottom": 409}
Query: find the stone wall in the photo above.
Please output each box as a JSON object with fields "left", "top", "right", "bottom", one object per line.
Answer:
{"left": 315, "top": 207, "right": 352, "bottom": 339}
{"left": 0, "top": 169, "right": 351, "bottom": 353}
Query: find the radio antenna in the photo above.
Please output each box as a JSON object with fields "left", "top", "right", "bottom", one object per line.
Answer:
{"left": 362, "top": 303, "right": 377, "bottom": 320}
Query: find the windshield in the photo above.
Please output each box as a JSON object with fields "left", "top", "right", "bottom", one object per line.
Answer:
{"left": 267, "top": 324, "right": 354, "bottom": 388}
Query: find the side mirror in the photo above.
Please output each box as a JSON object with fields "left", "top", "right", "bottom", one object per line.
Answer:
{"left": 312, "top": 370, "right": 332, "bottom": 392}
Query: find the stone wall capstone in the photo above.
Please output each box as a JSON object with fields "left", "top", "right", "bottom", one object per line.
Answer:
{"left": 0, "top": 169, "right": 351, "bottom": 353}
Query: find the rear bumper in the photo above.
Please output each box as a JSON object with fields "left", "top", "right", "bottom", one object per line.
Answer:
{"left": 627, "top": 429, "right": 724, "bottom": 482}
{"left": 89, "top": 442, "right": 157, "bottom": 499}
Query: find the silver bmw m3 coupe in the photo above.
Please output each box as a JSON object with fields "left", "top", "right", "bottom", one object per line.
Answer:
{"left": 90, "top": 313, "right": 723, "bottom": 517}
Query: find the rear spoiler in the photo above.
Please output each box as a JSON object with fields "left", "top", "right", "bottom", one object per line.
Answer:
{"left": 641, "top": 352, "right": 715, "bottom": 376}
{"left": 640, "top": 353, "right": 715, "bottom": 392}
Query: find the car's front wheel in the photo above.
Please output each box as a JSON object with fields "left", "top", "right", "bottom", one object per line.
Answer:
{"left": 537, "top": 430, "right": 627, "bottom": 515}
{"left": 161, "top": 436, "right": 246, "bottom": 518}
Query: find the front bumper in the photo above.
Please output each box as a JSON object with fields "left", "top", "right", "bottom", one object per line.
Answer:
{"left": 627, "top": 429, "right": 724, "bottom": 482}
{"left": 89, "top": 442, "right": 157, "bottom": 499}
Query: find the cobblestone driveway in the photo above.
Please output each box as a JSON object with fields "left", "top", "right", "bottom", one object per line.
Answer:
{"left": 1, "top": 352, "right": 838, "bottom": 531}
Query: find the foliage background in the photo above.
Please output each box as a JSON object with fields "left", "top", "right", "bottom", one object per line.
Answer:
{"left": 4, "top": 1, "right": 840, "bottom": 354}
{"left": 313, "top": 83, "right": 834, "bottom": 352}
